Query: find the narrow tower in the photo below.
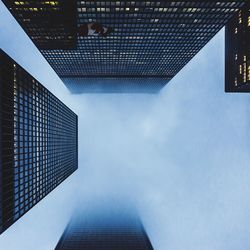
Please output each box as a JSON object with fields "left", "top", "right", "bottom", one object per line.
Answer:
{"left": 0, "top": 49, "right": 78, "bottom": 234}
{"left": 225, "top": 2, "right": 250, "bottom": 92}
{"left": 55, "top": 206, "right": 153, "bottom": 250}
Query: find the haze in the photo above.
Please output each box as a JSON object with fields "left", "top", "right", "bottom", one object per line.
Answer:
{"left": 1, "top": 1, "right": 250, "bottom": 250}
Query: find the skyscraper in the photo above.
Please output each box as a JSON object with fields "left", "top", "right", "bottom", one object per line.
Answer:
{"left": 1, "top": 0, "right": 77, "bottom": 50}
{"left": 55, "top": 207, "right": 153, "bottom": 250}
{"left": 2, "top": 1, "right": 245, "bottom": 93}
{"left": 0, "top": 49, "right": 78, "bottom": 234}
{"left": 225, "top": 2, "right": 249, "bottom": 92}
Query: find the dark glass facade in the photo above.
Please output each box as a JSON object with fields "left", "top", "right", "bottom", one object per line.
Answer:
{"left": 225, "top": 2, "right": 250, "bottom": 92}
{"left": 0, "top": 49, "right": 78, "bottom": 234}
{"left": 2, "top": 0, "right": 77, "bottom": 50}
{"left": 2, "top": 1, "right": 245, "bottom": 92}
{"left": 63, "top": 77, "right": 167, "bottom": 94}
{"left": 55, "top": 208, "right": 153, "bottom": 250}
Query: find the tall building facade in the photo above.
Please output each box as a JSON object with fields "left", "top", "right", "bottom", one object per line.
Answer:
{"left": 2, "top": 1, "right": 245, "bottom": 92}
{"left": 2, "top": 0, "right": 77, "bottom": 50}
{"left": 225, "top": 2, "right": 250, "bottom": 92}
{"left": 0, "top": 49, "right": 78, "bottom": 234}
{"left": 55, "top": 208, "right": 153, "bottom": 250}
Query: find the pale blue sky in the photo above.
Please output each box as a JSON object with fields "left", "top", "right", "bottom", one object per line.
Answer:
{"left": 1, "top": 1, "right": 250, "bottom": 250}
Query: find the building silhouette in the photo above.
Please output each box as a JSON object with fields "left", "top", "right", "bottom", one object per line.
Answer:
{"left": 225, "top": 2, "right": 249, "bottom": 92}
{"left": 0, "top": 49, "right": 78, "bottom": 234}
{"left": 2, "top": 1, "right": 245, "bottom": 93}
{"left": 55, "top": 207, "right": 153, "bottom": 250}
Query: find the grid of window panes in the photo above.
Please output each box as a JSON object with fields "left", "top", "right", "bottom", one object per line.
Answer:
{"left": 63, "top": 77, "right": 169, "bottom": 93}
{"left": 12, "top": 62, "right": 78, "bottom": 222}
{"left": 0, "top": 50, "right": 15, "bottom": 233}
{"left": 2, "top": 0, "right": 77, "bottom": 50}
{"left": 55, "top": 213, "right": 153, "bottom": 250}
{"left": 39, "top": 1, "right": 244, "bottom": 80}
{"left": 225, "top": 2, "right": 250, "bottom": 92}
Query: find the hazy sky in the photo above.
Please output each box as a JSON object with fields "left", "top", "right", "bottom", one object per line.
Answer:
{"left": 1, "top": 1, "right": 250, "bottom": 250}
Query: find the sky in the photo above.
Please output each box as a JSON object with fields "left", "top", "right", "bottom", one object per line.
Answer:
{"left": 1, "top": 1, "right": 250, "bottom": 250}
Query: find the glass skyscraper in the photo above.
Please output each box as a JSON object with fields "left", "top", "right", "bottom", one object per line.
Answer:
{"left": 225, "top": 2, "right": 249, "bottom": 92}
{"left": 2, "top": 0, "right": 245, "bottom": 93}
{"left": 1, "top": 0, "right": 77, "bottom": 50}
{"left": 55, "top": 207, "right": 153, "bottom": 250}
{"left": 0, "top": 49, "right": 78, "bottom": 234}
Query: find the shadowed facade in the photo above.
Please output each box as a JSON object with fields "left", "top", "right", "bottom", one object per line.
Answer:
{"left": 0, "top": 49, "right": 78, "bottom": 234}
{"left": 2, "top": 1, "right": 245, "bottom": 93}
{"left": 63, "top": 77, "right": 168, "bottom": 94}
{"left": 225, "top": 2, "right": 249, "bottom": 92}
{"left": 55, "top": 207, "right": 153, "bottom": 250}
